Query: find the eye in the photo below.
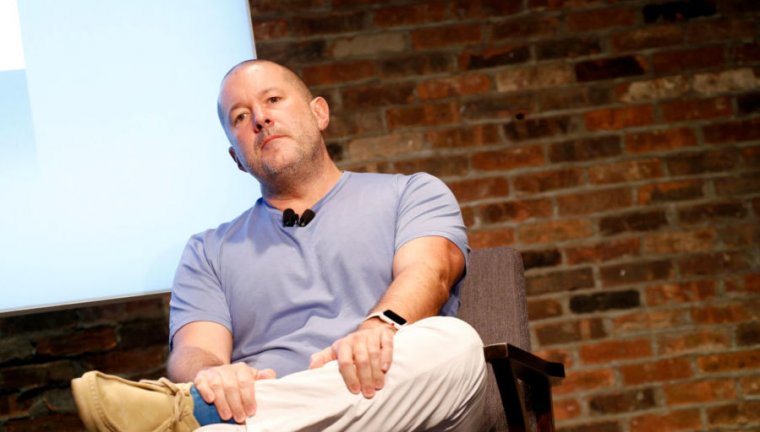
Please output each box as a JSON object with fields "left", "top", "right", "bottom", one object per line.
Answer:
{"left": 232, "top": 112, "right": 249, "bottom": 127}
{"left": 268, "top": 96, "right": 281, "bottom": 104}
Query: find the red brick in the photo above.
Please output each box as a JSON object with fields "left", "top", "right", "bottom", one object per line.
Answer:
{"left": 374, "top": 2, "right": 452, "bottom": 27}
{"left": 383, "top": 155, "right": 469, "bottom": 178}
{"left": 715, "top": 173, "right": 760, "bottom": 196}
{"left": 665, "top": 379, "right": 737, "bottom": 406}
{"left": 698, "top": 349, "right": 760, "bottom": 373}
{"left": 88, "top": 346, "right": 167, "bottom": 376}
{"left": 412, "top": 24, "right": 482, "bottom": 49}
{"left": 348, "top": 133, "right": 425, "bottom": 162}
{"left": 453, "top": 0, "right": 523, "bottom": 18}
{"left": 536, "top": 37, "right": 602, "bottom": 60}
{"left": 554, "top": 368, "right": 616, "bottom": 395}
{"left": 35, "top": 327, "right": 117, "bottom": 356}
{"left": 558, "top": 188, "right": 632, "bottom": 215}
{"left": 667, "top": 150, "right": 739, "bottom": 176}
{"left": 678, "top": 201, "right": 747, "bottom": 224}
{"left": 642, "top": 228, "right": 716, "bottom": 254}
{"left": 459, "top": 45, "right": 531, "bottom": 70}
{"left": 292, "top": 11, "right": 365, "bottom": 37}
{"left": 742, "top": 375, "right": 760, "bottom": 395}
{"left": 496, "top": 63, "right": 575, "bottom": 92}
{"left": 601, "top": 260, "right": 674, "bottom": 287}
{"left": 426, "top": 124, "right": 502, "bottom": 149}
{"left": 251, "top": 18, "right": 288, "bottom": 41}
{"left": 386, "top": 102, "right": 460, "bottom": 129}
{"left": 527, "top": 268, "right": 595, "bottom": 295}
{"left": 5, "top": 414, "right": 84, "bottom": 432}
{"left": 504, "top": 115, "right": 577, "bottom": 141}
{"left": 536, "top": 86, "right": 612, "bottom": 110}
{"left": 599, "top": 209, "right": 668, "bottom": 235}
{"left": 575, "top": 56, "right": 646, "bottom": 82}
{"left": 478, "top": 199, "right": 552, "bottom": 223}
{"left": 638, "top": 180, "right": 703, "bottom": 204}
{"left": 528, "top": 298, "right": 563, "bottom": 320}
{"left": 645, "top": 280, "right": 716, "bottom": 306}
{"left": 331, "top": 33, "right": 405, "bottom": 59}
{"left": 529, "top": 0, "right": 606, "bottom": 9}
{"left": 621, "top": 358, "right": 693, "bottom": 385}
{"left": 659, "top": 330, "right": 732, "bottom": 355}
{"left": 707, "top": 401, "right": 760, "bottom": 426}
{"left": 78, "top": 296, "right": 169, "bottom": 324}
{"left": 468, "top": 227, "right": 515, "bottom": 248}
{"left": 612, "top": 25, "right": 684, "bottom": 52}
{"left": 0, "top": 360, "right": 80, "bottom": 391}
{"left": 518, "top": 219, "right": 594, "bottom": 244}
{"left": 629, "top": 408, "right": 702, "bottom": 432}
{"left": 380, "top": 52, "right": 454, "bottom": 78}
{"left": 703, "top": 117, "right": 760, "bottom": 144}
{"left": 589, "top": 388, "right": 657, "bottom": 414}
{"left": 580, "top": 339, "right": 652, "bottom": 364}
{"left": 736, "top": 42, "right": 760, "bottom": 64}
{"left": 461, "top": 94, "right": 535, "bottom": 120}
{"left": 513, "top": 168, "right": 583, "bottom": 193}
{"left": 588, "top": 159, "right": 663, "bottom": 184}
{"left": 585, "top": 105, "right": 655, "bottom": 131}
{"left": 688, "top": 18, "right": 757, "bottom": 43}
{"left": 612, "top": 310, "right": 686, "bottom": 334}
{"left": 743, "top": 145, "right": 760, "bottom": 164}
{"left": 447, "top": 176, "right": 508, "bottom": 203}
{"left": 533, "top": 348, "right": 573, "bottom": 368}
{"left": 565, "top": 238, "right": 640, "bottom": 264}
{"left": 554, "top": 398, "right": 582, "bottom": 421}
{"left": 491, "top": 15, "right": 560, "bottom": 40}
{"left": 255, "top": 0, "right": 327, "bottom": 12}
{"left": 341, "top": 82, "right": 415, "bottom": 109}
{"left": 417, "top": 74, "right": 491, "bottom": 100}
{"left": 471, "top": 145, "right": 545, "bottom": 171}
{"left": 679, "top": 251, "right": 750, "bottom": 277}
{"left": 302, "top": 61, "right": 375, "bottom": 86}
{"left": 625, "top": 128, "right": 697, "bottom": 154}
{"left": 550, "top": 135, "right": 621, "bottom": 162}
{"left": 719, "top": 223, "right": 760, "bottom": 249}
{"left": 652, "top": 46, "right": 727, "bottom": 73}
{"left": 535, "top": 318, "right": 607, "bottom": 346}
{"left": 691, "top": 303, "right": 750, "bottom": 324}
{"left": 662, "top": 97, "right": 732, "bottom": 122}
{"left": 522, "top": 249, "right": 562, "bottom": 270}
{"left": 566, "top": 7, "right": 637, "bottom": 31}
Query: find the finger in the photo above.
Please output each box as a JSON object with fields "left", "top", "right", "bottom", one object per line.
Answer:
{"left": 367, "top": 329, "right": 384, "bottom": 391}
{"left": 335, "top": 339, "right": 360, "bottom": 394}
{"left": 256, "top": 368, "right": 277, "bottom": 380}
{"left": 220, "top": 372, "right": 246, "bottom": 423}
{"left": 194, "top": 378, "right": 216, "bottom": 404}
{"left": 309, "top": 348, "right": 333, "bottom": 369}
{"left": 236, "top": 365, "right": 258, "bottom": 418}
{"left": 208, "top": 376, "right": 232, "bottom": 421}
{"left": 352, "top": 337, "right": 376, "bottom": 398}
{"left": 380, "top": 327, "right": 395, "bottom": 373}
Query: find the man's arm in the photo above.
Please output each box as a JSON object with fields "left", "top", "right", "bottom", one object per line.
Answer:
{"left": 168, "top": 321, "right": 276, "bottom": 423}
{"left": 309, "top": 235, "right": 465, "bottom": 398}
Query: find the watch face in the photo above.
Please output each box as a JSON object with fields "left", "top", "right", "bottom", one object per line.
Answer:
{"left": 384, "top": 309, "right": 407, "bottom": 325}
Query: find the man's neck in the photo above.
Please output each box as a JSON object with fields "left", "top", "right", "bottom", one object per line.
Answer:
{"left": 261, "top": 162, "right": 343, "bottom": 214}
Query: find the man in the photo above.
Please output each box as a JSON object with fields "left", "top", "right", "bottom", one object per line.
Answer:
{"left": 72, "top": 60, "right": 486, "bottom": 431}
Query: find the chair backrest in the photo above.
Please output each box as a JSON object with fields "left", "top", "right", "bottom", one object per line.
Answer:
{"left": 458, "top": 246, "right": 530, "bottom": 432}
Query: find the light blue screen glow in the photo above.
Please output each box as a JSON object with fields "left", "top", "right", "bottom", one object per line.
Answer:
{"left": 0, "top": 0, "right": 259, "bottom": 315}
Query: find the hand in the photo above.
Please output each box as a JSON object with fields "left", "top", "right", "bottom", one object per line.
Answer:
{"left": 193, "top": 363, "right": 276, "bottom": 423}
{"left": 309, "top": 320, "right": 396, "bottom": 399}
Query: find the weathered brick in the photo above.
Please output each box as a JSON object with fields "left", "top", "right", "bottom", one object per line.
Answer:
{"left": 570, "top": 290, "right": 641, "bottom": 314}
{"left": 529, "top": 0, "right": 606, "bottom": 9}
{"left": 492, "top": 15, "right": 560, "bottom": 40}
{"left": 600, "top": 209, "right": 668, "bottom": 235}
{"left": 691, "top": 303, "right": 751, "bottom": 324}
{"left": 447, "top": 176, "right": 509, "bottom": 202}
{"left": 737, "top": 321, "right": 760, "bottom": 346}
{"left": 585, "top": 105, "right": 655, "bottom": 131}
{"left": 504, "top": 115, "right": 577, "bottom": 141}
{"left": 742, "top": 375, "right": 760, "bottom": 395}
{"left": 4, "top": 413, "right": 85, "bottom": 432}
{"left": 478, "top": 199, "right": 552, "bottom": 223}
{"left": 736, "top": 42, "right": 760, "bottom": 64}
{"left": 679, "top": 251, "right": 750, "bottom": 277}
{"left": 471, "top": 145, "right": 545, "bottom": 171}
{"left": 256, "top": 40, "right": 326, "bottom": 65}
{"left": 341, "top": 82, "right": 415, "bottom": 109}
{"left": 331, "top": 33, "right": 405, "bottom": 58}
{"left": 453, "top": 0, "right": 523, "bottom": 18}
{"left": 468, "top": 227, "right": 515, "bottom": 248}
{"left": 742, "top": 145, "right": 760, "bottom": 164}
{"left": 688, "top": 18, "right": 758, "bottom": 43}
{"left": 554, "top": 398, "right": 582, "bottom": 421}
{"left": 698, "top": 349, "right": 760, "bottom": 373}
{"left": 559, "top": 421, "right": 621, "bottom": 432}
{"left": 251, "top": 18, "right": 288, "bottom": 41}
{"left": 565, "top": 238, "right": 641, "bottom": 264}
{"left": 652, "top": 46, "right": 726, "bottom": 74}
{"left": 703, "top": 117, "right": 760, "bottom": 144}
{"left": 720, "top": 222, "right": 760, "bottom": 249}
{"left": 558, "top": 188, "right": 632, "bottom": 215}
{"left": 662, "top": 96, "right": 732, "bottom": 122}
{"left": 514, "top": 168, "right": 583, "bottom": 193}
{"left": 645, "top": 280, "right": 716, "bottom": 306}
{"left": 535, "top": 318, "right": 606, "bottom": 345}
{"left": 461, "top": 94, "right": 535, "bottom": 120}
{"left": 665, "top": 379, "right": 736, "bottom": 406}
{"left": 348, "top": 133, "right": 425, "bottom": 162}
{"left": 617, "top": 76, "right": 689, "bottom": 103}
{"left": 612, "top": 24, "right": 684, "bottom": 52}
{"left": 555, "top": 368, "right": 616, "bottom": 395}
{"left": 590, "top": 388, "right": 657, "bottom": 414}
{"left": 613, "top": 310, "right": 686, "bottom": 333}
{"left": 666, "top": 150, "right": 739, "bottom": 176}
{"left": 380, "top": 52, "right": 454, "bottom": 78}
{"left": 386, "top": 102, "right": 459, "bottom": 129}
{"left": 528, "top": 298, "right": 563, "bottom": 320}
{"left": 659, "top": 330, "right": 732, "bottom": 355}
{"left": 566, "top": 7, "right": 637, "bottom": 31}
{"left": 87, "top": 346, "right": 167, "bottom": 375}
{"left": 374, "top": 2, "right": 452, "bottom": 27}
{"left": 536, "top": 37, "right": 602, "bottom": 60}
{"left": 642, "top": 228, "right": 716, "bottom": 254}
{"left": 412, "top": 24, "right": 482, "bottom": 49}
{"left": 549, "top": 135, "right": 622, "bottom": 162}
{"left": 459, "top": 45, "right": 531, "bottom": 70}
{"left": 384, "top": 155, "right": 469, "bottom": 178}
{"left": 254, "top": 0, "right": 326, "bottom": 12}
{"left": 694, "top": 68, "right": 759, "bottom": 95}
{"left": 522, "top": 249, "right": 562, "bottom": 270}
{"left": 714, "top": 173, "right": 760, "bottom": 195}
{"left": 536, "top": 86, "right": 612, "bottom": 111}
{"left": 738, "top": 91, "right": 760, "bottom": 114}
{"left": 601, "top": 260, "right": 674, "bottom": 287}
{"left": 526, "top": 267, "right": 595, "bottom": 295}
{"left": 638, "top": 180, "right": 703, "bottom": 204}
{"left": 35, "top": 326, "right": 118, "bottom": 356}
{"left": 302, "top": 61, "right": 375, "bottom": 86}
{"left": 0, "top": 360, "right": 82, "bottom": 391}
{"left": 291, "top": 11, "right": 365, "bottom": 36}
{"left": 427, "top": 125, "right": 501, "bottom": 150}
{"left": 78, "top": 296, "right": 169, "bottom": 325}
{"left": 519, "top": 219, "right": 594, "bottom": 244}
{"left": 580, "top": 339, "right": 652, "bottom": 364}
{"left": 588, "top": 159, "right": 663, "bottom": 184}
{"left": 0, "top": 309, "right": 78, "bottom": 336}
{"left": 417, "top": 74, "right": 491, "bottom": 100}
{"left": 575, "top": 56, "right": 646, "bottom": 82}
{"left": 625, "top": 128, "right": 697, "bottom": 154}
{"left": 629, "top": 408, "right": 702, "bottom": 432}
{"left": 496, "top": 64, "right": 575, "bottom": 92}
{"left": 707, "top": 401, "right": 760, "bottom": 426}
{"left": 642, "top": 0, "right": 716, "bottom": 23}
{"left": 621, "top": 358, "right": 693, "bottom": 385}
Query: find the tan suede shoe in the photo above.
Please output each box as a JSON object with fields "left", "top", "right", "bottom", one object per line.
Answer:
{"left": 71, "top": 371, "right": 201, "bottom": 432}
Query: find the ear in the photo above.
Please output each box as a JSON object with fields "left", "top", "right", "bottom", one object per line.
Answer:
{"left": 310, "top": 96, "right": 330, "bottom": 131}
{"left": 228, "top": 147, "right": 248, "bottom": 173}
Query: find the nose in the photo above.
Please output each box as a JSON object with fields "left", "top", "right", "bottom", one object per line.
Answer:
{"left": 252, "top": 105, "right": 273, "bottom": 133}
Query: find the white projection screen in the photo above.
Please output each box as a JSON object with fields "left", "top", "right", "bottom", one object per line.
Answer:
{"left": 0, "top": 0, "right": 260, "bottom": 316}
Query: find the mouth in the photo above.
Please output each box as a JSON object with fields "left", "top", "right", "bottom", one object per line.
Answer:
{"left": 261, "top": 134, "right": 285, "bottom": 149}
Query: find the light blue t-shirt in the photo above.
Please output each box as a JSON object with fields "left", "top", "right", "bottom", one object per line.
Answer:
{"left": 169, "top": 171, "right": 468, "bottom": 377}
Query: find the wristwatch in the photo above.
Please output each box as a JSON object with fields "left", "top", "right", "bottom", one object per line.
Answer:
{"left": 364, "top": 309, "right": 407, "bottom": 330}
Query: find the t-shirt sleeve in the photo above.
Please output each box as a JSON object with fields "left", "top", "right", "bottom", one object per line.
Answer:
{"left": 395, "top": 172, "right": 469, "bottom": 264}
{"left": 168, "top": 231, "right": 232, "bottom": 349}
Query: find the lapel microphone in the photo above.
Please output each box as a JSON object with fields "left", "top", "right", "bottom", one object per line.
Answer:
{"left": 282, "top": 208, "right": 315, "bottom": 227}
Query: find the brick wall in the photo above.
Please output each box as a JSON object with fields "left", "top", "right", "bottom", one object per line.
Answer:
{"left": 1, "top": 0, "right": 758, "bottom": 430}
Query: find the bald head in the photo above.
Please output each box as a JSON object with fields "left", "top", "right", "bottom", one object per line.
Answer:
{"left": 216, "top": 60, "right": 313, "bottom": 128}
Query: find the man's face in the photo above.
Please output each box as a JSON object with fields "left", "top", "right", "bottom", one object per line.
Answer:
{"left": 218, "top": 62, "right": 329, "bottom": 181}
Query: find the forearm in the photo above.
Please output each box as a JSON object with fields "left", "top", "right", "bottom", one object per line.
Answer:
{"left": 167, "top": 345, "right": 227, "bottom": 383}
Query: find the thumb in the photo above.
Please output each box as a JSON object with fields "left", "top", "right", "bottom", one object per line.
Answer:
{"left": 256, "top": 368, "right": 277, "bottom": 380}
{"left": 309, "top": 347, "right": 335, "bottom": 369}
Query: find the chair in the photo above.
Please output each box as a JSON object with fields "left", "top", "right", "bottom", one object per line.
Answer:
{"left": 458, "top": 246, "right": 566, "bottom": 432}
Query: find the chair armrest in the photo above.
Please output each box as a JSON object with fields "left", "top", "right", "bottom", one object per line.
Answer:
{"left": 484, "top": 343, "right": 565, "bottom": 385}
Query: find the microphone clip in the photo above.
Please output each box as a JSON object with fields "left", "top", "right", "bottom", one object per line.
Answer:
{"left": 283, "top": 208, "right": 315, "bottom": 227}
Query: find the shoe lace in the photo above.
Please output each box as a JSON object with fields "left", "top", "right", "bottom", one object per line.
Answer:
{"left": 158, "top": 378, "right": 193, "bottom": 427}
